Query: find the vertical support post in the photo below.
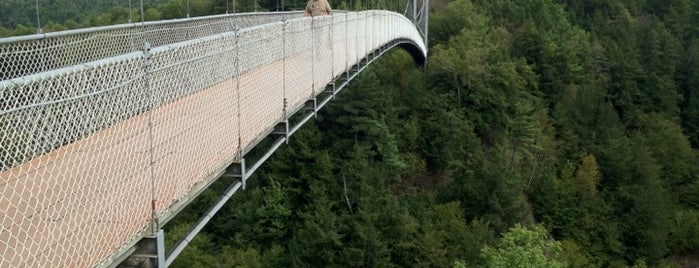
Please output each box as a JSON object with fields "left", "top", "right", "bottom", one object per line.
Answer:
{"left": 311, "top": 17, "right": 317, "bottom": 99}
{"left": 412, "top": 0, "right": 417, "bottom": 23}
{"left": 355, "top": 15, "right": 359, "bottom": 72}
{"left": 364, "top": 10, "right": 371, "bottom": 66}
{"left": 155, "top": 230, "right": 165, "bottom": 267}
{"left": 35, "top": 0, "right": 42, "bottom": 34}
{"left": 331, "top": 14, "right": 334, "bottom": 88}
{"left": 140, "top": 0, "right": 145, "bottom": 23}
{"left": 234, "top": 25, "right": 243, "bottom": 163}
{"left": 370, "top": 11, "right": 373, "bottom": 60}
{"left": 423, "top": 0, "right": 429, "bottom": 49}
{"left": 282, "top": 18, "right": 288, "bottom": 122}
{"left": 143, "top": 39, "right": 159, "bottom": 236}
{"left": 345, "top": 11, "right": 349, "bottom": 82}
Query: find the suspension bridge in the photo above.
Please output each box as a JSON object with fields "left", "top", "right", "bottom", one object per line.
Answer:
{"left": 0, "top": 4, "right": 427, "bottom": 267}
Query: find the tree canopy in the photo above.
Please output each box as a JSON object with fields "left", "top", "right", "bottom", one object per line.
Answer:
{"left": 3, "top": 0, "right": 698, "bottom": 266}
{"left": 159, "top": 0, "right": 699, "bottom": 266}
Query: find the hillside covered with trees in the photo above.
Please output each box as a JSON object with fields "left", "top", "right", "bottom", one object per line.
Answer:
{"left": 159, "top": 0, "right": 699, "bottom": 267}
{"left": 4, "top": 0, "right": 698, "bottom": 266}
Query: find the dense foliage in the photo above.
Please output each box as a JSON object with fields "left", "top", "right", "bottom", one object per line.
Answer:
{"left": 4, "top": 0, "right": 697, "bottom": 266}
{"left": 160, "top": 0, "right": 698, "bottom": 267}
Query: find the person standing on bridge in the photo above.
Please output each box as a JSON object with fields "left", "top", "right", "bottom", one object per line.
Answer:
{"left": 304, "top": 0, "right": 332, "bottom": 16}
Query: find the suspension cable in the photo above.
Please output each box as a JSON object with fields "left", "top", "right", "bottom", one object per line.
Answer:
{"left": 282, "top": 17, "right": 287, "bottom": 120}
{"left": 311, "top": 17, "right": 316, "bottom": 97}
{"left": 140, "top": 0, "right": 145, "bottom": 22}
{"left": 136, "top": 0, "right": 158, "bottom": 235}
{"left": 34, "top": 0, "right": 42, "bottom": 34}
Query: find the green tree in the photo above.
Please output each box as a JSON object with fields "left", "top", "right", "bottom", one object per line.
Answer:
{"left": 287, "top": 197, "right": 346, "bottom": 267}
{"left": 668, "top": 209, "right": 699, "bottom": 254}
{"left": 252, "top": 177, "right": 293, "bottom": 241}
{"left": 602, "top": 135, "right": 673, "bottom": 264}
{"left": 480, "top": 224, "right": 566, "bottom": 268}
{"left": 574, "top": 153, "right": 601, "bottom": 197}
{"left": 429, "top": 0, "right": 483, "bottom": 46}
{"left": 411, "top": 202, "right": 490, "bottom": 267}
{"left": 680, "top": 38, "right": 699, "bottom": 146}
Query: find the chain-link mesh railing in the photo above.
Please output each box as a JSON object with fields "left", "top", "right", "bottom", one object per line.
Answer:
{"left": 0, "top": 12, "right": 303, "bottom": 81}
{"left": 0, "top": 10, "right": 425, "bottom": 267}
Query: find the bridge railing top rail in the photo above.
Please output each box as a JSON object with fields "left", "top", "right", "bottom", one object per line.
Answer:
{"left": 0, "top": 11, "right": 305, "bottom": 44}
{"left": 0, "top": 11, "right": 304, "bottom": 81}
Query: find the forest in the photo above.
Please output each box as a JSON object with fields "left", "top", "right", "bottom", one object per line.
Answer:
{"left": 3, "top": 0, "right": 699, "bottom": 267}
{"left": 161, "top": 0, "right": 699, "bottom": 267}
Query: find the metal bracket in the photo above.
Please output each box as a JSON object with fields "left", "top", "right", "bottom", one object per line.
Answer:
{"left": 117, "top": 230, "right": 165, "bottom": 268}
{"left": 225, "top": 159, "right": 247, "bottom": 189}
{"left": 272, "top": 120, "right": 290, "bottom": 143}
{"left": 324, "top": 83, "right": 336, "bottom": 96}
{"left": 305, "top": 98, "right": 318, "bottom": 118}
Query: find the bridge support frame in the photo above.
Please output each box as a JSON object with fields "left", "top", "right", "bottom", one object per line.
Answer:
{"left": 272, "top": 120, "right": 290, "bottom": 143}
{"left": 324, "top": 83, "right": 336, "bottom": 97}
{"left": 164, "top": 174, "right": 244, "bottom": 267}
{"left": 306, "top": 98, "right": 318, "bottom": 118}
{"left": 117, "top": 230, "right": 165, "bottom": 268}
{"left": 225, "top": 159, "right": 247, "bottom": 189}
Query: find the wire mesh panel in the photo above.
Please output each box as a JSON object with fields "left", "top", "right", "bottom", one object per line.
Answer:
{"left": 378, "top": 13, "right": 390, "bottom": 48}
{"left": 146, "top": 32, "right": 242, "bottom": 216}
{"left": 0, "top": 28, "right": 123, "bottom": 80}
{"left": 0, "top": 10, "right": 426, "bottom": 268}
{"left": 332, "top": 15, "right": 348, "bottom": 81}
{"left": 237, "top": 24, "right": 286, "bottom": 154}
{"left": 284, "top": 18, "right": 314, "bottom": 114}
{"left": 139, "top": 13, "right": 296, "bottom": 49}
{"left": 236, "top": 12, "right": 303, "bottom": 28}
{"left": 312, "top": 16, "right": 335, "bottom": 96}
{"left": 0, "top": 54, "right": 148, "bottom": 171}
{"left": 369, "top": 11, "right": 376, "bottom": 52}
{"left": 0, "top": 12, "right": 303, "bottom": 81}
{"left": 358, "top": 12, "right": 367, "bottom": 62}
{"left": 0, "top": 53, "right": 152, "bottom": 267}
{"left": 346, "top": 12, "right": 360, "bottom": 70}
